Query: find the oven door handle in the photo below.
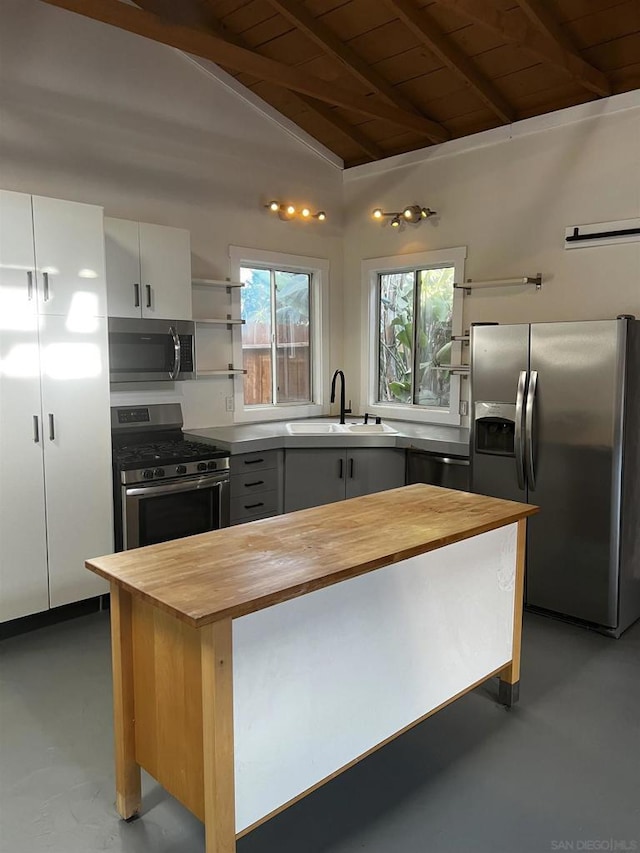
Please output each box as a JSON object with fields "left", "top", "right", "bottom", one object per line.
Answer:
{"left": 169, "top": 326, "right": 181, "bottom": 380}
{"left": 124, "top": 473, "right": 228, "bottom": 498}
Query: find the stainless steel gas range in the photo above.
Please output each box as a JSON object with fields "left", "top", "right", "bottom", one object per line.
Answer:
{"left": 111, "top": 403, "right": 230, "bottom": 551}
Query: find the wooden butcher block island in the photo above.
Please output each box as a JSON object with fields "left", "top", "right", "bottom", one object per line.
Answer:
{"left": 87, "top": 484, "right": 538, "bottom": 853}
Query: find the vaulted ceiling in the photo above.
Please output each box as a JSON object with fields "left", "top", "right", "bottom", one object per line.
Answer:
{"left": 41, "top": 0, "right": 640, "bottom": 167}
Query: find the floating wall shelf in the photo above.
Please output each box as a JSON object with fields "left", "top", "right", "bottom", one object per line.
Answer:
{"left": 433, "top": 365, "right": 470, "bottom": 377}
{"left": 195, "top": 317, "right": 245, "bottom": 326}
{"left": 454, "top": 274, "right": 542, "bottom": 294}
{"left": 192, "top": 277, "right": 245, "bottom": 376}
{"left": 197, "top": 365, "right": 247, "bottom": 378}
{"left": 192, "top": 278, "right": 244, "bottom": 289}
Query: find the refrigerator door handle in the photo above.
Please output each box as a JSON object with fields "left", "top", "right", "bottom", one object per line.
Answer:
{"left": 515, "top": 370, "right": 527, "bottom": 490}
{"left": 525, "top": 370, "right": 538, "bottom": 491}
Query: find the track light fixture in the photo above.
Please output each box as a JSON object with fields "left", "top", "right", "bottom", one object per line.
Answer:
{"left": 265, "top": 201, "right": 326, "bottom": 222}
{"left": 372, "top": 204, "right": 436, "bottom": 229}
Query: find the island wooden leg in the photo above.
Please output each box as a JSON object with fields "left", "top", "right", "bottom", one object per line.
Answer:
{"left": 110, "top": 582, "right": 142, "bottom": 819}
{"left": 498, "top": 519, "right": 527, "bottom": 707}
{"left": 200, "top": 618, "right": 236, "bottom": 853}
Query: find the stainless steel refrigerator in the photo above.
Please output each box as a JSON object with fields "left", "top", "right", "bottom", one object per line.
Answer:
{"left": 470, "top": 318, "right": 640, "bottom": 637}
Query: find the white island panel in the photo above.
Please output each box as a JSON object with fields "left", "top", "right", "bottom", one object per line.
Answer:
{"left": 232, "top": 522, "right": 517, "bottom": 833}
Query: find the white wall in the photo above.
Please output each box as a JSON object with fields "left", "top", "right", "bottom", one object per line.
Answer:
{"left": 343, "top": 96, "right": 640, "bottom": 415}
{"left": 0, "top": 0, "right": 344, "bottom": 428}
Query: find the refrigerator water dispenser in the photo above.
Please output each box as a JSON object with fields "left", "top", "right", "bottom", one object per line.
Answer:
{"left": 474, "top": 402, "right": 517, "bottom": 456}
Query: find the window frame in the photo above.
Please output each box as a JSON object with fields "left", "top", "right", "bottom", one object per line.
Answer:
{"left": 361, "top": 247, "right": 466, "bottom": 426}
{"left": 230, "top": 246, "right": 329, "bottom": 423}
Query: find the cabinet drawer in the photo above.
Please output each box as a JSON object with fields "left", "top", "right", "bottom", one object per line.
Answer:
{"left": 230, "top": 450, "right": 279, "bottom": 475}
{"left": 230, "top": 490, "right": 279, "bottom": 522}
{"left": 230, "top": 468, "right": 279, "bottom": 498}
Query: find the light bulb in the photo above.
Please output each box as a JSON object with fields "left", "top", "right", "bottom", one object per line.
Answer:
{"left": 403, "top": 207, "right": 413, "bottom": 219}
{"left": 268, "top": 200, "right": 279, "bottom": 212}
{"left": 317, "top": 211, "right": 326, "bottom": 221}
{"left": 373, "top": 208, "right": 383, "bottom": 219}
{"left": 420, "top": 208, "right": 428, "bottom": 218}
{"left": 390, "top": 216, "right": 400, "bottom": 228}
{"left": 286, "top": 205, "right": 295, "bottom": 215}
{"left": 301, "top": 207, "right": 311, "bottom": 218}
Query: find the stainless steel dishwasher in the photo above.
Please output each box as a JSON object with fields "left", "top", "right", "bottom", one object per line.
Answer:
{"left": 406, "top": 450, "right": 470, "bottom": 491}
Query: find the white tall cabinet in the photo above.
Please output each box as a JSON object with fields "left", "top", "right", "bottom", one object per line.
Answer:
{"left": 104, "top": 217, "right": 192, "bottom": 320}
{"left": 0, "top": 190, "right": 113, "bottom": 622}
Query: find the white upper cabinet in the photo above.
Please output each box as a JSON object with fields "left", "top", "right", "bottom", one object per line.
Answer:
{"left": 0, "top": 191, "right": 39, "bottom": 325}
{"left": 103, "top": 217, "right": 141, "bottom": 318}
{"left": 139, "top": 222, "right": 192, "bottom": 319}
{"left": 105, "top": 217, "right": 192, "bottom": 320}
{"left": 32, "top": 195, "right": 108, "bottom": 317}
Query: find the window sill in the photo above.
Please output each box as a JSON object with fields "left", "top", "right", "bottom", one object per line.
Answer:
{"left": 365, "top": 403, "right": 461, "bottom": 427}
{"left": 233, "top": 404, "right": 325, "bottom": 424}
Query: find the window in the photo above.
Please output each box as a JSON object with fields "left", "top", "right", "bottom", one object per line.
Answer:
{"left": 363, "top": 248, "right": 465, "bottom": 425}
{"left": 230, "top": 247, "right": 328, "bottom": 423}
{"left": 240, "top": 266, "right": 311, "bottom": 406}
{"left": 378, "top": 266, "right": 455, "bottom": 408}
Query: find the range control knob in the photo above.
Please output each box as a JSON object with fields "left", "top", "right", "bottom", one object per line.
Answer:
{"left": 153, "top": 468, "right": 165, "bottom": 477}
{"left": 176, "top": 465, "right": 187, "bottom": 475}
{"left": 197, "top": 462, "right": 207, "bottom": 472}
{"left": 207, "top": 461, "right": 217, "bottom": 471}
{"left": 143, "top": 470, "right": 154, "bottom": 480}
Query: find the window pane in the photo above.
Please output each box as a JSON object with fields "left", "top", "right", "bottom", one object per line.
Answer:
{"left": 274, "top": 271, "right": 311, "bottom": 404}
{"left": 378, "top": 272, "right": 415, "bottom": 403}
{"left": 414, "top": 267, "right": 454, "bottom": 408}
{"left": 240, "top": 267, "right": 272, "bottom": 406}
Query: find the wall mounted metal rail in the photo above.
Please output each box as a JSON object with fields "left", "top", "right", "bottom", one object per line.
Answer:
{"left": 454, "top": 274, "right": 542, "bottom": 294}
{"left": 565, "top": 226, "right": 640, "bottom": 243}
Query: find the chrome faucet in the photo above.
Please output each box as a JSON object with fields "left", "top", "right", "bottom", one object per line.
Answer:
{"left": 330, "top": 369, "right": 352, "bottom": 424}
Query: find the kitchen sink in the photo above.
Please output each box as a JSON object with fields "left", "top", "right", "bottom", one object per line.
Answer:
{"left": 286, "top": 421, "right": 397, "bottom": 435}
{"left": 286, "top": 422, "right": 337, "bottom": 434}
{"left": 346, "top": 423, "right": 397, "bottom": 434}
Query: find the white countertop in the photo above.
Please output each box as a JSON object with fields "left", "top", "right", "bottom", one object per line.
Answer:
{"left": 186, "top": 417, "right": 469, "bottom": 456}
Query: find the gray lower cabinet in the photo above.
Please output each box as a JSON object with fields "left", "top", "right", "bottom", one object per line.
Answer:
{"left": 229, "top": 449, "right": 284, "bottom": 525}
{"left": 284, "top": 447, "right": 406, "bottom": 513}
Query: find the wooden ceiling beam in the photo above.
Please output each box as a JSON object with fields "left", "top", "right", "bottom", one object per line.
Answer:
{"left": 267, "top": 0, "right": 425, "bottom": 117}
{"left": 515, "top": 0, "right": 580, "bottom": 55}
{"left": 138, "top": 0, "right": 385, "bottom": 160}
{"left": 296, "top": 99, "right": 386, "bottom": 160}
{"left": 386, "top": 0, "right": 514, "bottom": 124}
{"left": 432, "top": 0, "right": 611, "bottom": 97}
{"left": 40, "top": 0, "right": 449, "bottom": 139}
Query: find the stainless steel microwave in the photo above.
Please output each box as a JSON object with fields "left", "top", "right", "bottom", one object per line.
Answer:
{"left": 108, "top": 317, "right": 196, "bottom": 383}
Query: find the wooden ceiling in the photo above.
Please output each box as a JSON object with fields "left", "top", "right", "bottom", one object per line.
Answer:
{"left": 41, "top": 0, "right": 640, "bottom": 167}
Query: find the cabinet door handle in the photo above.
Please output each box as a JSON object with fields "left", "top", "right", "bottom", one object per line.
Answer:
{"left": 349, "top": 457, "right": 354, "bottom": 478}
{"left": 245, "top": 480, "right": 264, "bottom": 488}
{"left": 244, "top": 458, "right": 264, "bottom": 465}
{"left": 145, "top": 284, "right": 152, "bottom": 308}
{"left": 244, "top": 502, "right": 264, "bottom": 510}
{"left": 43, "top": 271, "right": 50, "bottom": 302}
{"left": 338, "top": 458, "right": 344, "bottom": 479}
{"left": 27, "top": 270, "right": 34, "bottom": 301}
{"left": 48, "top": 413, "right": 55, "bottom": 441}
{"left": 33, "top": 415, "right": 40, "bottom": 443}
{"left": 133, "top": 283, "right": 140, "bottom": 307}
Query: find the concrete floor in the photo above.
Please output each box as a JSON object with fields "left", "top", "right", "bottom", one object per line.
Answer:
{"left": 0, "top": 611, "right": 638, "bottom": 853}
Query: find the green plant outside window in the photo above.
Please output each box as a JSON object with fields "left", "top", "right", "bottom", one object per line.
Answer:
{"left": 378, "top": 266, "right": 455, "bottom": 408}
